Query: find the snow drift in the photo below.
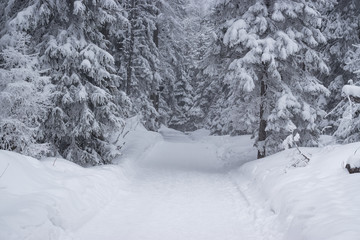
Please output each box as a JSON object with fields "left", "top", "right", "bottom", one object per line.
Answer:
{"left": 0, "top": 151, "right": 127, "bottom": 240}
{"left": 0, "top": 117, "right": 163, "bottom": 240}
{"left": 235, "top": 143, "right": 360, "bottom": 240}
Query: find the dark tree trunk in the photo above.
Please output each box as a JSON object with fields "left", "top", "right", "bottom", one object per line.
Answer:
{"left": 150, "top": 92, "right": 159, "bottom": 111}
{"left": 126, "top": 0, "right": 137, "bottom": 95}
{"left": 264, "top": 0, "right": 271, "bottom": 8}
{"left": 257, "top": 79, "right": 267, "bottom": 159}
{"left": 153, "top": 25, "right": 159, "bottom": 48}
{"left": 126, "top": 32, "right": 134, "bottom": 95}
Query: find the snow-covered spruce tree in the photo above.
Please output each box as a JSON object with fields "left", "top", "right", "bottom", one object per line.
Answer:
{"left": 121, "top": 0, "right": 162, "bottom": 130}
{"left": 156, "top": 0, "right": 195, "bottom": 130}
{"left": 187, "top": 6, "right": 232, "bottom": 133}
{"left": 189, "top": 0, "right": 260, "bottom": 135}
{"left": 212, "top": 0, "right": 330, "bottom": 158}
{"left": 180, "top": 0, "right": 219, "bottom": 131}
{"left": 333, "top": 45, "right": 360, "bottom": 142}
{"left": 5, "top": 0, "right": 129, "bottom": 165}
{"left": 0, "top": 2, "right": 6, "bottom": 32}
{"left": 321, "top": 0, "right": 360, "bottom": 133}
{"left": 0, "top": 31, "right": 51, "bottom": 157}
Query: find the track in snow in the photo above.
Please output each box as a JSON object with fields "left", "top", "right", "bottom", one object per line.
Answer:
{"left": 74, "top": 129, "right": 281, "bottom": 240}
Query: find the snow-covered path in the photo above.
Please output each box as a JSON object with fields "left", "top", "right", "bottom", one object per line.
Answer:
{"left": 74, "top": 129, "right": 281, "bottom": 240}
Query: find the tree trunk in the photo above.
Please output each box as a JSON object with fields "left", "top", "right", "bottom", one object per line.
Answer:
{"left": 126, "top": 32, "right": 134, "bottom": 95}
{"left": 126, "top": 0, "right": 136, "bottom": 96}
{"left": 257, "top": 79, "right": 267, "bottom": 159}
{"left": 264, "top": 0, "right": 271, "bottom": 8}
{"left": 257, "top": 1, "right": 271, "bottom": 159}
{"left": 153, "top": 24, "right": 159, "bottom": 48}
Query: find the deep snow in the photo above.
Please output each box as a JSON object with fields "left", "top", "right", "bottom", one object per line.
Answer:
{"left": 1, "top": 120, "right": 360, "bottom": 240}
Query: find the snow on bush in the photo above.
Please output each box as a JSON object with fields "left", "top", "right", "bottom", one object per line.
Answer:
{"left": 342, "top": 84, "right": 360, "bottom": 98}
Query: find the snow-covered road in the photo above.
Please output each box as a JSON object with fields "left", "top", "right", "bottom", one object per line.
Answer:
{"left": 74, "top": 129, "right": 282, "bottom": 240}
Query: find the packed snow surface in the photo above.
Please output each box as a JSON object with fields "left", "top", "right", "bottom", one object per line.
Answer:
{"left": 1, "top": 121, "right": 360, "bottom": 240}
{"left": 75, "top": 127, "right": 281, "bottom": 240}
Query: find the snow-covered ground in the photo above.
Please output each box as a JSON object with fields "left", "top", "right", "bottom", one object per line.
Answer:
{"left": 0, "top": 151, "right": 127, "bottom": 240}
{"left": 74, "top": 127, "right": 282, "bottom": 240}
{"left": 1, "top": 120, "right": 360, "bottom": 240}
{"left": 234, "top": 143, "right": 360, "bottom": 240}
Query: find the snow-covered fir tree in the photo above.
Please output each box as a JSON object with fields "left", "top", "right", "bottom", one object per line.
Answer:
{"left": 321, "top": 0, "right": 360, "bottom": 133}
{"left": 0, "top": 31, "right": 51, "bottom": 157}
{"left": 156, "top": 0, "right": 194, "bottom": 130}
{"left": 333, "top": 44, "right": 360, "bottom": 142}
{"left": 3, "top": 0, "right": 130, "bottom": 165}
{"left": 186, "top": 2, "right": 229, "bottom": 132}
{"left": 206, "top": 0, "right": 331, "bottom": 158}
{"left": 121, "top": 0, "right": 163, "bottom": 130}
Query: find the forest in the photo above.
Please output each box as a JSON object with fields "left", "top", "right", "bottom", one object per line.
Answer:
{"left": 1, "top": 0, "right": 360, "bottom": 166}
{"left": 2, "top": 1, "right": 360, "bottom": 240}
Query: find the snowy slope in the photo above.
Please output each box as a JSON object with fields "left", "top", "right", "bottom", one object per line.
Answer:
{"left": 234, "top": 144, "right": 360, "bottom": 240}
{"left": 0, "top": 117, "right": 162, "bottom": 240}
{"left": 0, "top": 151, "right": 127, "bottom": 240}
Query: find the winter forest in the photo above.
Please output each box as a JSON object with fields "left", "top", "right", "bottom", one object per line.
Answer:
{"left": 2, "top": 0, "right": 360, "bottom": 239}
{"left": 0, "top": 0, "right": 360, "bottom": 165}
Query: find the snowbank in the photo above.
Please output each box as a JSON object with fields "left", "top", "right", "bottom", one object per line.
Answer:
{"left": 234, "top": 143, "right": 360, "bottom": 240}
{"left": 0, "top": 151, "right": 128, "bottom": 240}
{"left": 111, "top": 116, "right": 163, "bottom": 164}
{"left": 0, "top": 116, "right": 163, "bottom": 240}
{"left": 197, "top": 133, "right": 257, "bottom": 169}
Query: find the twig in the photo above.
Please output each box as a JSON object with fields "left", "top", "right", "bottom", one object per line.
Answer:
{"left": 295, "top": 145, "right": 310, "bottom": 162}
{"left": 324, "top": 100, "right": 346, "bottom": 118}
{"left": 354, "top": 145, "right": 360, "bottom": 155}
{"left": 123, "top": 130, "right": 130, "bottom": 138}
{"left": 0, "top": 163, "right": 10, "bottom": 178}
{"left": 291, "top": 142, "right": 311, "bottom": 168}
{"left": 53, "top": 158, "right": 57, "bottom": 166}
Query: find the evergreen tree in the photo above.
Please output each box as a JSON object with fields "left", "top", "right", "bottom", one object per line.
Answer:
{"left": 321, "top": 0, "right": 360, "bottom": 133}
{"left": 4, "top": 0, "right": 129, "bottom": 165}
{"left": 333, "top": 44, "right": 360, "bottom": 142}
{"left": 208, "top": 0, "right": 330, "bottom": 157}
{"left": 186, "top": 1, "right": 226, "bottom": 132}
{"left": 121, "top": 0, "right": 162, "bottom": 130}
{"left": 156, "top": 0, "right": 194, "bottom": 130}
{"left": 0, "top": 31, "right": 51, "bottom": 157}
